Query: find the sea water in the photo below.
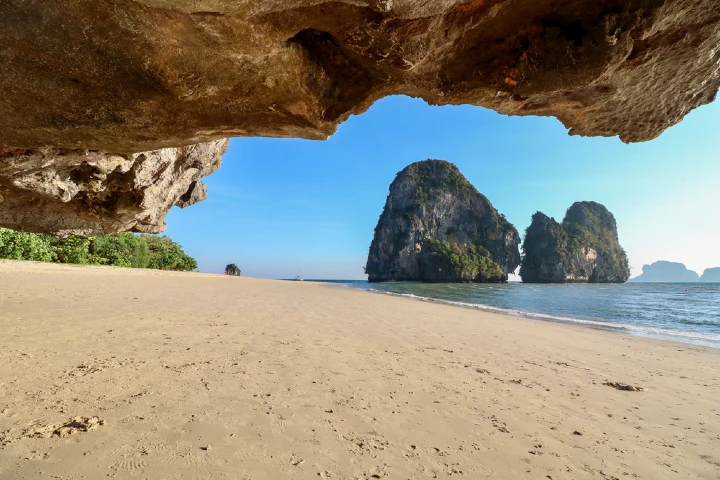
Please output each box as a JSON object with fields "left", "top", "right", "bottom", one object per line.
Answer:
{"left": 327, "top": 281, "right": 720, "bottom": 348}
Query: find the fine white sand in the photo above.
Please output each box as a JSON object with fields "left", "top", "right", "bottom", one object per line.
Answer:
{"left": 1, "top": 260, "right": 719, "bottom": 479}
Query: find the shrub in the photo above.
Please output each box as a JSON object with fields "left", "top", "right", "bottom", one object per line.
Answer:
{"left": 90, "top": 232, "right": 150, "bottom": 268}
{"left": 54, "top": 236, "right": 91, "bottom": 264}
{"left": 0, "top": 228, "right": 56, "bottom": 262}
{"left": 0, "top": 228, "right": 196, "bottom": 271}
{"left": 143, "top": 235, "right": 197, "bottom": 271}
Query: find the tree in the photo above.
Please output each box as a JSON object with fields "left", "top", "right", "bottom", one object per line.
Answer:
{"left": 0, "top": 228, "right": 196, "bottom": 272}
{"left": 54, "top": 237, "right": 91, "bottom": 264}
{"left": 143, "top": 235, "right": 197, "bottom": 271}
{"left": 90, "top": 233, "right": 150, "bottom": 268}
{"left": 0, "top": 228, "right": 55, "bottom": 262}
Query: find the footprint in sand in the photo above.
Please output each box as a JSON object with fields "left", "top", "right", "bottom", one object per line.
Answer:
{"left": 402, "top": 444, "right": 419, "bottom": 460}
{"left": 365, "top": 464, "right": 389, "bottom": 478}
{"left": 144, "top": 442, "right": 169, "bottom": 454}
{"left": 109, "top": 458, "right": 148, "bottom": 477}
{"left": 472, "top": 463, "right": 494, "bottom": 477}
{"left": 270, "top": 413, "right": 290, "bottom": 430}
{"left": 164, "top": 442, "right": 212, "bottom": 480}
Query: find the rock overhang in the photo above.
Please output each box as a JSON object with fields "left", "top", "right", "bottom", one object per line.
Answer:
{"left": 0, "top": 0, "right": 718, "bottom": 234}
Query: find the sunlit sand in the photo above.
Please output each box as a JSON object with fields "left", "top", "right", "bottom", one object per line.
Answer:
{"left": 1, "top": 260, "right": 718, "bottom": 479}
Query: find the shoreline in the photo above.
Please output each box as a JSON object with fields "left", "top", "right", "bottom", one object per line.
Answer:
{"left": 1, "top": 260, "right": 719, "bottom": 479}
{"left": 4, "top": 257, "right": 716, "bottom": 349}
{"left": 3, "top": 257, "right": 717, "bottom": 349}
{"left": 338, "top": 280, "right": 720, "bottom": 350}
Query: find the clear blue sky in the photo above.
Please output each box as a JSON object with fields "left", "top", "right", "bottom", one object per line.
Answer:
{"left": 164, "top": 95, "right": 720, "bottom": 279}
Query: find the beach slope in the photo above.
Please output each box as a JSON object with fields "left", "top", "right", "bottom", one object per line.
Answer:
{"left": 0, "top": 260, "right": 718, "bottom": 479}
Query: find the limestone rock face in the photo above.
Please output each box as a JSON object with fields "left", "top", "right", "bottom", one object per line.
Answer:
{"left": 0, "top": 140, "right": 228, "bottom": 237}
{"left": 365, "top": 160, "right": 520, "bottom": 282}
{"left": 520, "top": 202, "right": 630, "bottom": 283}
{"left": 516, "top": 213, "right": 567, "bottom": 283}
{"left": 2, "top": 0, "right": 719, "bottom": 151}
{"left": 1, "top": 0, "right": 719, "bottom": 234}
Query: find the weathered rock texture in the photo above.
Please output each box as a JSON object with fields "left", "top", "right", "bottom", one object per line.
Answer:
{"left": 520, "top": 202, "right": 630, "bottom": 283}
{"left": 2, "top": 0, "right": 719, "bottom": 151}
{"left": 0, "top": 140, "right": 228, "bottom": 237}
{"left": 365, "top": 160, "right": 520, "bottom": 282}
{"left": 1, "top": 0, "right": 719, "bottom": 233}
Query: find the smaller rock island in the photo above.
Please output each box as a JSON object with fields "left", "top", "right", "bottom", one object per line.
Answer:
{"left": 365, "top": 160, "right": 521, "bottom": 283}
{"left": 225, "top": 264, "right": 241, "bottom": 276}
{"left": 520, "top": 202, "right": 630, "bottom": 283}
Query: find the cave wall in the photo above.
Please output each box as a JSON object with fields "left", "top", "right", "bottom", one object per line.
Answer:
{"left": 0, "top": 0, "right": 718, "bottom": 234}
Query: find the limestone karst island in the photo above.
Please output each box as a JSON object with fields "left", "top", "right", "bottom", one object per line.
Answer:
{"left": 365, "top": 160, "right": 521, "bottom": 283}
{"left": 365, "top": 161, "right": 630, "bottom": 285}
{"left": 520, "top": 202, "right": 630, "bottom": 283}
{"left": 1, "top": 2, "right": 720, "bottom": 479}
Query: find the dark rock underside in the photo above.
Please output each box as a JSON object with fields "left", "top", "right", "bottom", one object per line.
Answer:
{"left": 0, "top": 0, "right": 718, "bottom": 234}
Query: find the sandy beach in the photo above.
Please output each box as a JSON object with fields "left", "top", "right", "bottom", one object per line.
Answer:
{"left": 1, "top": 260, "right": 719, "bottom": 480}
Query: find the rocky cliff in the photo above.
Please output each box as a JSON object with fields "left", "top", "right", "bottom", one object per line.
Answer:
{"left": 520, "top": 202, "right": 630, "bottom": 283}
{"left": 0, "top": 141, "right": 228, "bottom": 237}
{"left": 0, "top": 0, "right": 719, "bottom": 234}
{"left": 365, "top": 160, "right": 520, "bottom": 282}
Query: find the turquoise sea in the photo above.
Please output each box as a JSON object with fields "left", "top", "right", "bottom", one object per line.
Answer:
{"left": 322, "top": 281, "right": 720, "bottom": 349}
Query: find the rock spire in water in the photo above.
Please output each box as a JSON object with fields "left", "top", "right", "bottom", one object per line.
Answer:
{"left": 520, "top": 201, "right": 630, "bottom": 283}
{"left": 366, "top": 160, "right": 520, "bottom": 283}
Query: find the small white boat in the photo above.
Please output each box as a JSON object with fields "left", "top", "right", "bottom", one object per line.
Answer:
{"left": 294, "top": 266, "right": 304, "bottom": 281}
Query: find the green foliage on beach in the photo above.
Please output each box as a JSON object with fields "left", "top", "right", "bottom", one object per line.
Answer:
{"left": 144, "top": 235, "right": 198, "bottom": 271}
{"left": 425, "top": 239, "right": 505, "bottom": 282}
{"left": 54, "top": 236, "right": 92, "bottom": 264}
{"left": 90, "top": 233, "right": 151, "bottom": 268}
{"left": 0, "top": 228, "right": 196, "bottom": 271}
{"left": 0, "top": 229, "right": 56, "bottom": 262}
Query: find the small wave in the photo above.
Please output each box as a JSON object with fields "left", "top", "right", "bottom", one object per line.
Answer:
{"left": 352, "top": 285, "right": 720, "bottom": 348}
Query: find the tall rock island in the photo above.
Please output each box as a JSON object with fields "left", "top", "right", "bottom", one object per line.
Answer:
{"left": 520, "top": 202, "right": 630, "bottom": 283}
{"left": 365, "top": 160, "right": 520, "bottom": 283}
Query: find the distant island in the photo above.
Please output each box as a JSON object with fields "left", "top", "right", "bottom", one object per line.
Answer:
{"left": 701, "top": 267, "right": 720, "bottom": 282}
{"left": 365, "top": 160, "right": 520, "bottom": 283}
{"left": 0, "top": 228, "right": 197, "bottom": 271}
{"left": 629, "top": 261, "right": 720, "bottom": 282}
{"left": 519, "top": 202, "right": 630, "bottom": 283}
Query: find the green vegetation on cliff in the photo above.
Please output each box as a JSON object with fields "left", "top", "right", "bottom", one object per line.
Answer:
{"left": 411, "top": 160, "right": 473, "bottom": 207}
{"left": 519, "top": 202, "right": 630, "bottom": 283}
{"left": 425, "top": 240, "right": 505, "bottom": 282}
{"left": 366, "top": 160, "right": 521, "bottom": 282}
{"left": 562, "top": 202, "right": 629, "bottom": 279}
{"left": 0, "top": 229, "right": 197, "bottom": 271}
